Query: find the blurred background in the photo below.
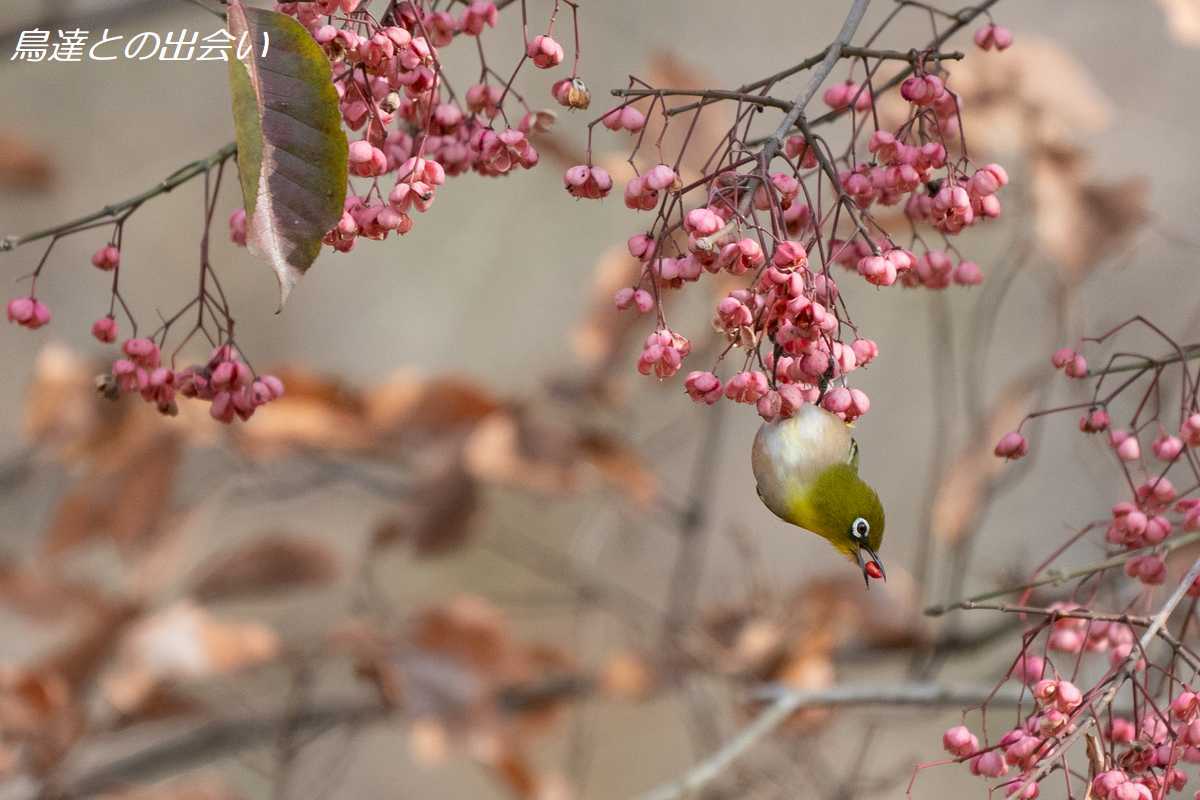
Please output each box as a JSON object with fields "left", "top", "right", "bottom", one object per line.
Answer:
{"left": 0, "top": 0, "right": 1199, "bottom": 798}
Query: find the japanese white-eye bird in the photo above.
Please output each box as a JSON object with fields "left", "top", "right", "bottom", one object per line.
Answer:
{"left": 751, "top": 403, "right": 885, "bottom": 585}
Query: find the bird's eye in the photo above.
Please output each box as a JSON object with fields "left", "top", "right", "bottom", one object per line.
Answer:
{"left": 851, "top": 517, "right": 870, "bottom": 541}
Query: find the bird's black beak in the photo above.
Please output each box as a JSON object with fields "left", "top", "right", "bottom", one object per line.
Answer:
{"left": 858, "top": 544, "right": 885, "bottom": 588}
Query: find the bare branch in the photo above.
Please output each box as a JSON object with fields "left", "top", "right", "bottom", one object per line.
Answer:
{"left": 638, "top": 682, "right": 1028, "bottom": 800}
{"left": 1, "top": 143, "right": 238, "bottom": 253}
{"left": 924, "top": 529, "right": 1200, "bottom": 615}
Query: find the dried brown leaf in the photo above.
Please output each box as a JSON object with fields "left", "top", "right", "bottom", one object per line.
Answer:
{"left": 644, "top": 54, "right": 729, "bottom": 183}
{"left": 577, "top": 431, "right": 657, "bottom": 506}
{"left": 412, "top": 595, "right": 514, "bottom": 677}
{"left": 0, "top": 667, "right": 70, "bottom": 736}
{"left": 570, "top": 246, "right": 643, "bottom": 373}
{"left": 785, "top": 569, "right": 925, "bottom": 651}
{"left": 950, "top": 38, "right": 1110, "bottom": 154}
{"left": 365, "top": 372, "right": 501, "bottom": 440}
{"left": 43, "top": 430, "right": 183, "bottom": 557}
{"left": 487, "top": 746, "right": 539, "bottom": 799}
{"left": 353, "top": 597, "right": 574, "bottom": 772}
{"left": 189, "top": 534, "right": 340, "bottom": 602}
{"left": 102, "top": 602, "right": 279, "bottom": 713}
{"left": 702, "top": 606, "right": 790, "bottom": 679}
{"left": 371, "top": 451, "right": 479, "bottom": 556}
{"left": 22, "top": 344, "right": 126, "bottom": 462}
{"left": 464, "top": 411, "right": 578, "bottom": 495}
{"left": 705, "top": 598, "right": 836, "bottom": 732}
{"left": 1031, "top": 147, "right": 1150, "bottom": 284}
{"left": 0, "top": 666, "right": 83, "bottom": 776}
{"left": 0, "top": 132, "right": 53, "bottom": 189}
{"left": 0, "top": 560, "right": 108, "bottom": 622}
{"left": 0, "top": 602, "right": 142, "bottom": 773}
{"left": 35, "top": 600, "right": 143, "bottom": 692}
{"left": 232, "top": 367, "right": 372, "bottom": 457}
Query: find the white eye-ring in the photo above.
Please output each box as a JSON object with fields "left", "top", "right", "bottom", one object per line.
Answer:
{"left": 851, "top": 517, "right": 870, "bottom": 541}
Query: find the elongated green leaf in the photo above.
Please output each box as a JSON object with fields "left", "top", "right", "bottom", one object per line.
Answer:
{"left": 227, "top": 0, "right": 347, "bottom": 307}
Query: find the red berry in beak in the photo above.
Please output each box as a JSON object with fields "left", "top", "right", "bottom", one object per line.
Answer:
{"left": 864, "top": 560, "right": 884, "bottom": 580}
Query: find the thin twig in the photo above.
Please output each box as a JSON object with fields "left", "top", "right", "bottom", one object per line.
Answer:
{"left": 1085, "top": 343, "right": 1200, "bottom": 378}
{"left": 924, "top": 529, "right": 1200, "bottom": 615}
{"left": 1, "top": 142, "right": 238, "bottom": 253}
{"left": 693, "top": 0, "right": 873, "bottom": 253}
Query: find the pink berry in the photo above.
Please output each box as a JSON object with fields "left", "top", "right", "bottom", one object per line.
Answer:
{"left": 6, "top": 296, "right": 50, "bottom": 330}
{"left": 1010, "top": 654, "right": 1044, "bottom": 685}
{"left": 91, "top": 244, "right": 120, "bottom": 271}
{"left": 7, "top": 296, "right": 34, "bottom": 325}
{"left": 348, "top": 139, "right": 374, "bottom": 164}
{"left": 1110, "top": 430, "right": 1141, "bottom": 462}
{"left": 229, "top": 208, "right": 248, "bottom": 246}
{"left": 618, "top": 106, "right": 646, "bottom": 132}
{"left": 526, "top": 34, "right": 564, "bottom": 69}
{"left": 953, "top": 260, "right": 983, "bottom": 285}
{"left": 1153, "top": 434, "right": 1184, "bottom": 462}
{"left": 684, "top": 371, "right": 722, "bottom": 405}
{"left": 1051, "top": 347, "right": 1075, "bottom": 369}
{"left": 91, "top": 315, "right": 118, "bottom": 343}
{"left": 563, "top": 165, "right": 612, "bottom": 200}
{"left": 1172, "top": 691, "right": 1200, "bottom": 722}
{"left": 1079, "top": 408, "right": 1110, "bottom": 433}
{"left": 942, "top": 725, "right": 977, "bottom": 758}
{"left": 969, "top": 751, "right": 1007, "bottom": 778}
{"left": 994, "top": 431, "right": 1028, "bottom": 460}
{"left": 1064, "top": 354, "right": 1088, "bottom": 378}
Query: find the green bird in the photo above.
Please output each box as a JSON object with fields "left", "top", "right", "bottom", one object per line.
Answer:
{"left": 751, "top": 403, "right": 886, "bottom": 585}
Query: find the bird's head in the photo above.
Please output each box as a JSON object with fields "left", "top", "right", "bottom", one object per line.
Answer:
{"left": 798, "top": 463, "right": 886, "bottom": 586}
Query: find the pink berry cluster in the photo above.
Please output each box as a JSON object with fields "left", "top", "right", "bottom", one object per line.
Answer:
{"left": 940, "top": 676, "right": 1093, "bottom": 797}
{"left": 1038, "top": 605, "right": 1142, "bottom": 664}
{"left": 968, "top": 319, "right": 1200, "bottom": 797}
{"left": 562, "top": 27, "right": 1010, "bottom": 424}
{"left": 1084, "top": 691, "right": 1200, "bottom": 799}
{"left": 10, "top": 235, "right": 285, "bottom": 425}
{"left": 260, "top": 0, "right": 582, "bottom": 253}
{"left": 6, "top": 296, "right": 51, "bottom": 330}
{"left": 995, "top": 339, "right": 1200, "bottom": 587}
{"left": 7, "top": 242, "right": 126, "bottom": 334}
{"left": 102, "top": 339, "right": 284, "bottom": 424}
{"left": 8, "top": 0, "right": 588, "bottom": 424}
{"left": 974, "top": 23, "right": 1014, "bottom": 52}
